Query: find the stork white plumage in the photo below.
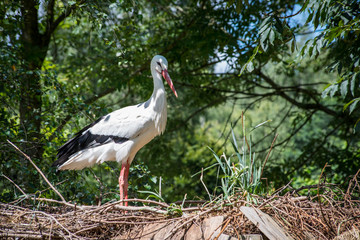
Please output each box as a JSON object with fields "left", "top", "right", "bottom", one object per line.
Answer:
{"left": 52, "top": 55, "right": 177, "bottom": 206}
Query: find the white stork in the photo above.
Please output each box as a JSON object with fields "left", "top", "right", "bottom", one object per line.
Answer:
{"left": 52, "top": 55, "right": 178, "bottom": 206}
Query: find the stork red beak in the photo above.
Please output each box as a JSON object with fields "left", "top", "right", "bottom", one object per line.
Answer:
{"left": 162, "top": 69, "right": 178, "bottom": 98}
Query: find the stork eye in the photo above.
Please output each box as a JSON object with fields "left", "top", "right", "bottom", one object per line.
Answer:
{"left": 156, "top": 62, "right": 162, "bottom": 69}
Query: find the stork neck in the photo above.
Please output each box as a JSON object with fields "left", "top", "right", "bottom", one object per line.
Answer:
{"left": 148, "top": 71, "right": 166, "bottom": 106}
{"left": 154, "top": 71, "right": 165, "bottom": 88}
{"left": 150, "top": 69, "right": 164, "bottom": 93}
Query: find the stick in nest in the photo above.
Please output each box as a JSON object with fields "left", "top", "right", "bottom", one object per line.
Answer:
{"left": 7, "top": 140, "right": 67, "bottom": 203}
{"left": 1, "top": 174, "right": 27, "bottom": 196}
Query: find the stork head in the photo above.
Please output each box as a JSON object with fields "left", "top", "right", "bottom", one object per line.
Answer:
{"left": 151, "top": 55, "right": 178, "bottom": 98}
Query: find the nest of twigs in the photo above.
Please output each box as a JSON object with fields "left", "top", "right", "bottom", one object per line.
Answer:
{"left": 1, "top": 175, "right": 360, "bottom": 240}
{"left": 2, "top": 142, "right": 360, "bottom": 239}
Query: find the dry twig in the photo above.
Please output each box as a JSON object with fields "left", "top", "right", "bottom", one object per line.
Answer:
{"left": 7, "top": 140, "right": 67, "bottom": 202}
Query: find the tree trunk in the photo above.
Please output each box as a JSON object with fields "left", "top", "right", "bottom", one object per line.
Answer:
{"left": 19, "top": 0, "right": 49, "bottom": 159}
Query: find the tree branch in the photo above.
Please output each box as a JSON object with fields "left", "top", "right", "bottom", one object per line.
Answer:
{"left": 7, "top": 140, "right": 66, "bottom": 202}
{"left": 171, "top": 96, "right": 226, "bottom": 132}
{"left": 45, "top": 0, "right": 86, "bottom": 37}
{"left": 45, "top": 0, "right": 55, "bottom": 39}
{"left": 285, "top": 121, "right": 344, "bottom": 176}
{"left": 256, "top": 69, "right": 340, "bottom": 117}
{"left": 179, "top": 80, "right": 277, "bottom": 98}
{"left": 255, "top": 109, "right": 316, "bottom": 154}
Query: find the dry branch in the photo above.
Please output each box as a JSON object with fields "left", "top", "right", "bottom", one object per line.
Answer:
{"left": 7, "top": 140, "right": 67, "bottom": 202}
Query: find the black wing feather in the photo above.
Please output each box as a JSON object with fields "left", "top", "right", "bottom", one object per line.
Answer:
{"left": 52, "top": 116, "right": 128, "bottom": 168}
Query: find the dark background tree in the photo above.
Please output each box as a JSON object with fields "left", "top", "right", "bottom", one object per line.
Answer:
{"left": 1, "top": 0, "right": 359, "bottom": 203}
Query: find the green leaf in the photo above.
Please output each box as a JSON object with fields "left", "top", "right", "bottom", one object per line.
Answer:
{"left": 138, "top": 190, "right": 165, "bottom": 202}
{"left": 240, "top": 46, "right": 259, "bottom": 76}
{"left": 315, "top": 38, "right": 323, "bottom": 55}
{"left": 231, "top": 129, "right": 238, "bottom": 151}
{"left": 260, "top": 27, "right": 271, "bottom": 51}
{"left": 340, "top": 80, "right": 348, "bottom": 98}
{"left": 258, "top": 22, "right": 270, "bottom": 35}
{"left": 354, "top": 58, "right": 359, "bottom": 68}
{"left": 240, "top": 64, "right": 247, "bottom": 75}
{"left": 349, "top": 99, "right": 359, "bottom": 114}
{"left": 301, "top": 0, "right": 310, "bottom": 13}
{"left": 269, "top": 29, "right": 275, "bottom": 45}
{"left": 291, "top": 39, "right": 296, "bottom": 53}
{"left": 208, "top": 147, "right": 226, "bottom": 174}
{"left": 221, "top": 178, "right": 229, "bottom": 199}
{"left": 300, "top": 39, "right": 312, "bottom": 57}
{"left": 328, "top": 61, "right": 339, "bottom": 72}
{"left": 261, "top": 25, "right": 271, "bottom": 39}
{"left": 319, "top": 2, "right": 328, "bottom": 26}
{"left": 305, "top": 9, "right": 314, "bottom": 25}
{"left": 250, "top": 120, "right": 272, "bottom": 132}
{"left": 313, "top": 6, "right": 322, "bottom": 30}
{"left": 246, "top": 61, "right": 254, "bottom": 72}
{"left": 311, "top": 41, "right": 318, "bottom": 57}
{"left": 343, "top": 98, "right": 360, "bottom": 112}
{"left": 329, "top": 84, "right": 339, "bottom": 97}
{"left": 191, "top": 163, "right": 220, "bottom": 178}
{"left": 259, "top": 17, "right": 271, "bottom": 33}
{"left": 338, "top": 62, "right": 343, "bottom": 74}
{"left": 351, "top": 73, "right": 358, "bottom": 96}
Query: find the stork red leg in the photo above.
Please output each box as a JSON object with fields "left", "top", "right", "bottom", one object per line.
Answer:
{"left": 119, "top": 159, "right": 130, "bottom": 206}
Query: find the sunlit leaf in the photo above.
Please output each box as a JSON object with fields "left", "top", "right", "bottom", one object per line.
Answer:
{"left": 340, "top": 80, "right": 348, "bottom": 98}
{"left": 246, "top": 61, "right": 254, "bottom": 72}
{"left": 349, "top": 99, "right": 359, "bottom": 114}
{"left": 329, "top": 84, "right": 339, "bottom": 97}
{"left": 269, "top": 29, "right": 275, "bottom": 45}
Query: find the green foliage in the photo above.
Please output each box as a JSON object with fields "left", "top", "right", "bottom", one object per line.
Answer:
{"left": 206, "top": 118, "right": 272, "bottom": 203}
{"left": 1, "top": 0, "right": 359, "bottom": 205}
{"left": 303, "top": 0, "right": 360, "bottom": 123}
{"left": 251, "top": 0, "right": 360, "bottom": 124}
